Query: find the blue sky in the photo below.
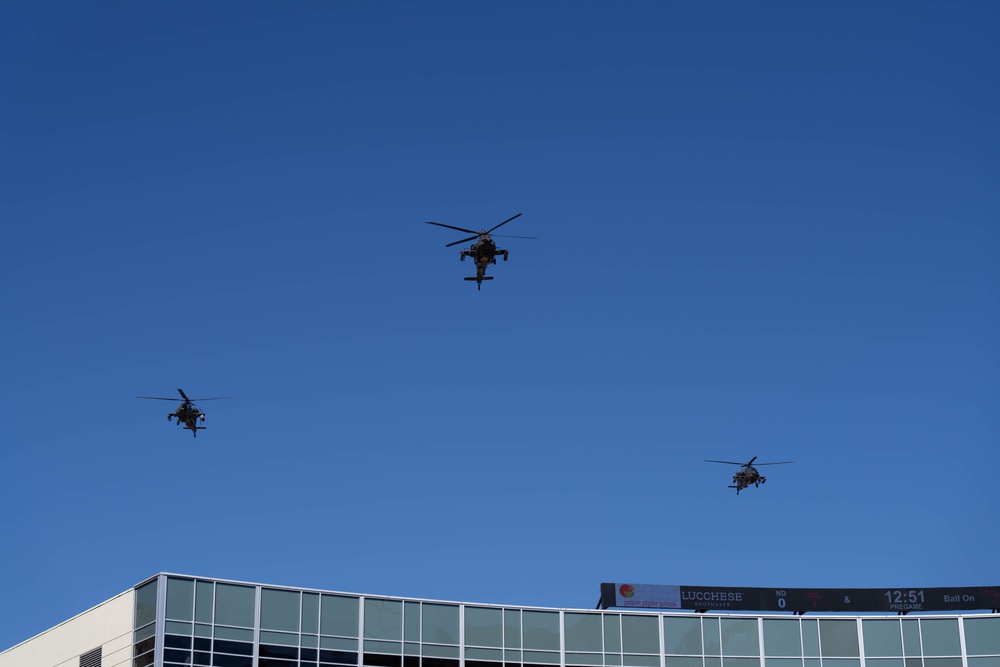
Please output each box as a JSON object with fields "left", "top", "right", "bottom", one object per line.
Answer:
{"left": 1, "top": 0, "right": 998, "bottom": 651}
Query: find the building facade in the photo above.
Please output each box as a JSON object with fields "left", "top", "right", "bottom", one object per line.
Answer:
{"left": 3, "top": 574, "right": 1000, "bottom": 667}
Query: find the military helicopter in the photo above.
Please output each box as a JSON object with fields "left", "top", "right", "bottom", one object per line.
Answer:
{"left": 136, "top": 388, "right": 232, "bottom": 437}
{"left": 704, "top": 456, "right": 794, "bottom": 495}
{"left": 425, "top": 213, "right": 537, "bottom": 290}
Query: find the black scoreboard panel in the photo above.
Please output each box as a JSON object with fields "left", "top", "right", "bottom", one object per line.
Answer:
{"left": 600, "top": 583, "right": 1000, "bottom": 613}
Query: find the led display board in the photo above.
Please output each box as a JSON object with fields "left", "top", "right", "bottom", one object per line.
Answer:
{"left": 600, "top": 583, "right": 1000, "bottom": 613}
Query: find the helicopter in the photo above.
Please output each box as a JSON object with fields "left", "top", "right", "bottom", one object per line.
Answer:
{"left": 704, "top": 456, "right": 794, "bottom": 495}
{"left": 136, "top": 388, "right": 232, "bottom": 437}
{"left": 425, "top": 213, "right": 537, "bottom": 290}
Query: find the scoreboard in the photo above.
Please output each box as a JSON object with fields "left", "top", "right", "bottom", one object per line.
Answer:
{"left": 600, "top": 583, "right": 1000, "bottom": 613}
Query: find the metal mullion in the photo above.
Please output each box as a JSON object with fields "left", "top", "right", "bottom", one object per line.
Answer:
{"left": 957, "top": 617, "right": 968, "bottom": 667}
{"left": 155, "top": 574, "right": 167, "bottom": 667}
{"left": 858, "top": 618, "right": 866, "bottom": 667}
{"left": 358, "top": 596, "right": 366, "bottom": 667}
{"left": 759, "top": 617, "right": 766, "bottom": 667}
{"left": 254, "top": 585, "right": 262, "bottom": 667}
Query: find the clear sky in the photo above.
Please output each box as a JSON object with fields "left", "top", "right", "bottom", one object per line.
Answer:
{"left": 1, "top": 0, "right": 998, "bottom": 652}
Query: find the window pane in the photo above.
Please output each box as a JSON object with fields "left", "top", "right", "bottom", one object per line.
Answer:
{"left": 901, "top": 621, "right": 920, "bottom": 657}
{"left": 924, "top": 660, "right": 962, "bottom": 667}
{"left": 195, "top": 581, "right": 214, "bottom": 623}
{"left": 167, "top": 578, "right": 194, "bottom": 621}
{"left": 724, "top": 659, "right": 760, "bottom": 667}
{"left": 261, "top": 588, "right": 300, "bottom": 632}
{"left": 604, "top": 614, "right": 621, "bottom": 654}
{"left": 505, "top": 609, "right": 521, "bottom": 649}
{"left": 215, "top": 584, "right": 256, "bottom": 628}
{"left": 322, "top": 595, "right": 360, "bottom": 637}
{"left": 623, "top": 655, "right": 659, "bottom": 667}
{"left": 565, "top": 613, "right": 602, "bottom": 653}
{"left": 422, "top": 604, "right": 459, "bottom": 645}
{"left": 921, "top": 620, "right": 960, "bottom": 656}
{"left": 667, "top": 658, "right": 703, "bottom": 667}
{"left": 467, "top": 647, "right": 503, "bottom": 661}
{"left": 969, "top": 659, "right": 1000, "bottom": 667}
{"left": 765, "top": 659, "right": 803, "bottom": 667}
{"left": 862, "top": 620, "right": 902, "bottom": 658}
{"left": 423, "top": 644, "right": 459, "bottom": 659}
{"left": 522, "top": 611, "right": 559, "bottom": 651}
{"left": 819, "top": 620, "right": 858, "bottom": 658}
{"left": 566, "top": 653, "right": 603, "bottom": 665}
{"left": 722, "top": 619, "right": 759, "bottom": 656}
{"left": 965, "top": 618, "right": 1000, "bottom": 655}
{"left": 865, "top": 659, "right": 903, "bottom": 667}
{"left": 404, "top": 602, "right": 420, "bottom": 642}
{"left": 466, "top": 607, "right": 503, "bottom": 648}
{"left": 365, "top": 599, "right": 402, "bottom": 640}
{"left": 302, "top": 592, "right": 319, "bottom": 635}
{"left": 764, "top": 620, "right": 801, "bottom": 657}
{"left": 820, "top": 660, "right": 859, "bottom": 667}
{"left": 663, "top": 617, "right": 702, "bottom": 655}
{"left": 801, "top": 622, "right": 819, "bottom": 657}
{"left": 523, "top": 650, "right": 560, "bottom": 664}
{"left": 622, "top": 615, "right": 659, "bottom": 654}
{"left": 704, "top": 618, "right": 721, "bottom": 655}
{"left": 136, "top": 580, "right": 158, "bottom": 628}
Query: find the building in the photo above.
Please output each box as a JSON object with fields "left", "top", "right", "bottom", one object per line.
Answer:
{"left": 2, "top": 574, "right": 999, "bottom": 667}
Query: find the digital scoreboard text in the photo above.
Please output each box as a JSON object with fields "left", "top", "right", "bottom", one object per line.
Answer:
{"left": 601, "top": 583, "right": 1000, "bottom": 613}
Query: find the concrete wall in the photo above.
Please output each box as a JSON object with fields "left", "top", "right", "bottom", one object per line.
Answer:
{"left": 0, "top": 588, "right": 133, "bottom": 667}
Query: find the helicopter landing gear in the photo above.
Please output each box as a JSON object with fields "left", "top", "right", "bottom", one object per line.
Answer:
{"left": 167, "top": 413, "right": 174, "bottom": 421}
{"left": 200, "top": 414, "right": 206, "bottom": 421}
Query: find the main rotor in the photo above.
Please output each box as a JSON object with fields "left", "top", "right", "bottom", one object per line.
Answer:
{"left": 425, "top": 213, "right": 537, "bottom": 247}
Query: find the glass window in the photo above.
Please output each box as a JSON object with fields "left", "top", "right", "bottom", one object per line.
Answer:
{"left": 522, "top": 611, "right": 559, "bottom": 651}
{"left": 623, "top": 655, "right": 659, "bottom": 667}
{"left": 215, "top": 583, "right": 256, "bottom": 628}
{"left": 801, "top": 622, "right": 819, "bottom": 657}
{"left": 302, "top": 592, "right": 319, "bottom": 635}
{"left": 667, "top": 658, "right": 703, "bottom": 667}
{"left": 422, "top": 604, "right": 459, "bottom": 645}
{"left": 321, "top": 636, "right": 359, "bottom": 650}
{"left": 195, "top": 581, "right": 214, "bottom": 623}
{"left": 366, "top": 639, "right": 402, "bottom": 654}
{"left": 261, "top": 630, "right": 298, "bottom": 646}
{"left": 215, "top": 625, "right": 254, "bottom": 642}
{"left": 404, "top": 602, "right": 420, "bottom": 642}
{"left": 566, "top": 653, "right": 603, "bottom": 665}
{"left": 765, "top": 659, "right": 803, "bottom": 667}
{"left": 166, "top": 578, "right": 194, "bottom": 621}
{"left": 920, "top": 619, "right": 960, "bottom": 656}
{"left": 819, "top": 620, "right": 858, "bottom": 658}
{"left": 604, "top": 614, "right": 621, "bottom": 654}
{"left": 924, "top": 659, "right": 962, "bottom": 667}
{"left": 862, "top": 620, "right": 902, "bottom": 657}
{"left": 505, "top": 609, "right": 521, "bottom": 649}
{"left": 365, "top": 599, "right": 402, "bottom": 640}
{"left": 706, "top": 658, "right": 722, "bottom": 667}
{"left": 723, "top": 619, "right": 759, "bottom": 656}
{"left": 505, "top": 650, "right": 522, "bottom": 663}
{"left": 622, "top": 615, "right": 659, "bottom": 654}
{"left": 820, "top": 660, "right": 859, "bottom": 667}
{"left": 261, "top": 588, "right": 300, "bottom": 632}
{"left": 724, "top": 659, "right": 761, "bottom": 667}
{"left": 135, "top": 579, "right": 158, "bottom": 628}
{"left": 607, "top": 654, "right": 623, "bottom": 666}
{"left": 467, "top": 647, "right": 503, "bottom": 661}
{"left": 901, "top": 620, "right": 920, "bottom": 657}
{"left": 865, "top": 659, "right": 903, "bottom": 667}
{"left": 523, "top": 650, "right": 561, "bottom": 664}
{"left": 764, "top": 620, "right": 801, "bottom": 657}
{"left": 466, "top": 607, "right": 503, "bottom": 648}
{"left": 704, "top": 617, "right": 721, "bottom": 655}
{"left": 663, "top": 616, "right": 702, "bottom": 655}
{"left": 965, "top": 618, "right": 1000, "bottom": 655}
{"left": 565, "top": 613, "right": 602, "bottom": 653}
{"left": 969, "top": 659, "right": 1000, "bottom": 667}
{"left": 322, "top": 595, "right": 360, "bottom": 637}
{"left": 424, "top": 644, "right": 459, "bottom": 659}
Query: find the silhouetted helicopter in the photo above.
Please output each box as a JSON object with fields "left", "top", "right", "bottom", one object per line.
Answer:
{"left": 426, "top": 213, "right": 537, "bottom": 290}
{"left": 704, "top": 456, "right": 794, "bottom": 494}
{"left": 136, "top": 388, "right": 232, "bottom": 437}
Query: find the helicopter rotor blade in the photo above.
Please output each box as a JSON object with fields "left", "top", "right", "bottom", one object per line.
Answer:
{"left": 754, "top": 461, "right": 794, "bottom": 466}
{"left": 704, "top": 459, "right": 747, "bottom": 466}
{"left": 137, "top": 396, "right": 183, "bottom": 401}
{"left": 445, "top": 235, "right": 480, "bottom": 248}
{"left": 177, "top": 388, "right": 190, "bottom": 402}
{"left": 186, "top": 396, "right": 235, "bottom": 402}
{"left": 487, "top": 212, "right": 522, "bottom": 234}
{"left": 426, "top": 221, "right": 479, "bottom": 235}
{"left": 492, "top": 234, "right": 538, "bottom": 240}
{"left": 746, "top": 456, "right": 758, "bottom": 466}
